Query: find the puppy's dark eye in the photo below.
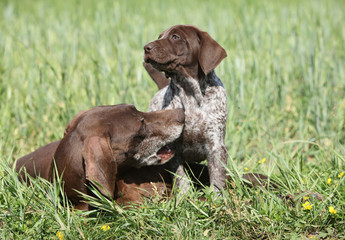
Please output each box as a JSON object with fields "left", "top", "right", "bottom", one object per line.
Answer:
{"left": 172, "top": 34, "right": 180, "bottom": 40}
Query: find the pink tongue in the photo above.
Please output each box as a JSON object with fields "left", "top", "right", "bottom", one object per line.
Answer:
{"left": 157, "top": 145, "right": 175, "bottom": 162}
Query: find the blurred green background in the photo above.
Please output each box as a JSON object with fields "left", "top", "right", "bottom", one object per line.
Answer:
{"left": 1, "top": 0, "right": 344, "bottom": 163}
{"left": 1, "top": 0, "right": 345, "bottom": 238}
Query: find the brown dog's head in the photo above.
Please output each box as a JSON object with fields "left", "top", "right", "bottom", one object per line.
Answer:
{"left": 62, "top": 104, "right": 185, "bottom": 167}
{"left": 144, "top": 25, "right": 227, "bottom": 79}
{"left": 53, "top": 104, "right": 184, "bottom": 208}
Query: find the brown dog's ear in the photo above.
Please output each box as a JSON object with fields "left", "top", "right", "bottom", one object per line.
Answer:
{"left": 82, "top": 136, "right": 117, "bottom": 198}
{"left": 198, "top": 31, "right": 227, "bottom": 75}
{"left": 143, "top": 62, "right": 170, "bottom": 90}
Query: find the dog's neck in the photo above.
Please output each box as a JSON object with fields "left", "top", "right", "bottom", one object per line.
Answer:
{"left": 166, "top": 70, "right": 219, "bottom": 106}
{"left": 162, "top": 66, "right": 224, "bottom": 110}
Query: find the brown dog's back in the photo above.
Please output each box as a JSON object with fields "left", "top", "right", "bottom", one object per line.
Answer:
{"left": 13, "top": 141, "right": 59, "bottom": 182}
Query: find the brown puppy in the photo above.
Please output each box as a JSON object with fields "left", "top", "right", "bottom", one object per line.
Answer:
{"left": 14, "top": 104, "right": 185, "bottom": 210}
{"left": 144, "top": 25, "right": 228, "bottom": 193}
{"left": 13, "top": 140, "right": 282, "bottom": 207}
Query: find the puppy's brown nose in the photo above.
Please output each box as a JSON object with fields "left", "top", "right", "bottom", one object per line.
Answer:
{"left": 144, "top": 43, "right": 154, "bottom": 53}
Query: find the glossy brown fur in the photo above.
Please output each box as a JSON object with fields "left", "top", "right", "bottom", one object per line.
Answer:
{"left": 13, "top": 104, "right": 185, "bottom": 210}
{"left": 14, "top": 141, "right": 60, "bottom": 181}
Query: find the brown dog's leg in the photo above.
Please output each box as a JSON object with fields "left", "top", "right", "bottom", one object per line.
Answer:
{"left": 143, "top": 62, "right": 170, "bottom": 90}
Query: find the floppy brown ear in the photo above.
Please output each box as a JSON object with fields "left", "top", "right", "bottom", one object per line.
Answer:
{"left": 143, "top": 62, "right": 170, "bottom": 90}
{"left": 198, "top": 31, "right": 227, "bottom": 75}
{"left": 82, "top": 136, "right": 117, "bottom": 198}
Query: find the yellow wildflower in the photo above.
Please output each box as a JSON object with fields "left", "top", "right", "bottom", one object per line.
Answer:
{"left": 101, "top": 225, "right": 110, "bottom": 231}
{"left": 302, "top": 201, "right": 313, "bottom": 210}
{"left": 244, "top": 167, "right": 249, "bottom": 172}
{"left": 303, "top": 196, "right": 309, "bottom": 200}
{"left": 302, "top": 179, "right": 306, "bottom": 183}
{"left": 56, "top": 231, "right": 64, "bottom": 240}
{"left": 338, "top": 171, "right": 344, "bottom": 178}
{"left": 329, "top": 206, "right": 337, "bottom": 215}
{"left": 258, "top": 158, "right": 266, "bottom": 164}
{"left": 327, "top": 178, "right": 332, "bottom": 184}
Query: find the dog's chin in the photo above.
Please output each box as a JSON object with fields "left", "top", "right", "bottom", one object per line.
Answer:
{"left": 144, "top": 57, "right": 176, "bottom": 72}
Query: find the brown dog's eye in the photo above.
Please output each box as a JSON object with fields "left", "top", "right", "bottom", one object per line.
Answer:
{"left": 172, "top": 34, "right": 180, "bottom": 40}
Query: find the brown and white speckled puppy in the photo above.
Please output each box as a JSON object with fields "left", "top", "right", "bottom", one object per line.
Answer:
{"left": 144, "top": 25, "right": 228, "bottom": 193}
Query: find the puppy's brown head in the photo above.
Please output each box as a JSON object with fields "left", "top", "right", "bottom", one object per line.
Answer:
{"left": 144, "top": 25, "right": 227, "bottom": 79}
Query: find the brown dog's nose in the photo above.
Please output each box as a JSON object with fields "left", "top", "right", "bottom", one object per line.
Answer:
{"left": 144, "top": 43, "right": 154, "bottom": 53}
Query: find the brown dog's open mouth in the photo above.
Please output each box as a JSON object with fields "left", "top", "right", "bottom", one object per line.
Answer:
{"left": 145, "top": 57, "right": 174, "bottom": 70}
{"left": 146, "top": 58, "right": 165, "bottom": 66}
{"left": 157, "top": 144, "right": 175, "bottom": 163}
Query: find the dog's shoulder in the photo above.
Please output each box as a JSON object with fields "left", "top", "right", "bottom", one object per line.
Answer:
{"left": 149, "top": 85, "right": 180, "bottom": 111}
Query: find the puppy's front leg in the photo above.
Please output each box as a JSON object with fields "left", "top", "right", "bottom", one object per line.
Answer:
{"left": 207, "top": 143, "right": 228, "bottom": 192}
{"left": 175, "top": 164, "right": 191, "bottom": 194}
{"left": 167, "top": 156, "right": 191, "bottom": 195}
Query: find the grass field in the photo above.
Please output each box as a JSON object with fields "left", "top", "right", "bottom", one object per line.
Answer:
{"left": 1, "top": 0, "right": 345, "bottom": 239}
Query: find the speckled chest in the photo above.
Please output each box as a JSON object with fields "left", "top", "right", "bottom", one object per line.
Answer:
{"left": 149, "top": 78, "right": 227, "bottom": 162}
